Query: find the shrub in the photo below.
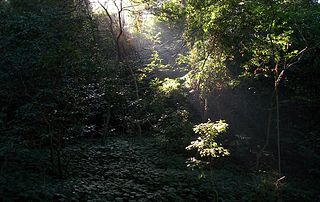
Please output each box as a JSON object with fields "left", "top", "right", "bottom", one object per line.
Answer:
{"left": 186, "top": 120, "right": 230, "bottom": 158}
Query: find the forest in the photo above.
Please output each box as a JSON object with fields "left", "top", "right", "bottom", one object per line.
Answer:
{"left": 0, "top": 0, "right": 320, "bottom": 201}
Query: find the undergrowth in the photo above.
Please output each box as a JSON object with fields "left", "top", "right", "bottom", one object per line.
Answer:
{"left": 1, "top": 136, "right": 318, "bottom": 201}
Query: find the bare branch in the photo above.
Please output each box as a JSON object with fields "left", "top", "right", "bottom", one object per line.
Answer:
{"left": 286, "top": 46, "right": 308, "bottom": 69}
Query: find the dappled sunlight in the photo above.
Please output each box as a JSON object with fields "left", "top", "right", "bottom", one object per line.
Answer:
{"left": 150, "top": 78, "right": 180, "bottom": 96}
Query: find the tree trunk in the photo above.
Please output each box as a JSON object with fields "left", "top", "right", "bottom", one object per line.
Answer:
{"left": 203, "top": 97, "right": 208, "bottom": 121}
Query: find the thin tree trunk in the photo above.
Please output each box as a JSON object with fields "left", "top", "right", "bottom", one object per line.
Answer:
{"left": 128, "top": 64, "right": 142, "bottom": 136}
{"left": 275, "top": 86, "right": 281, "bottom": 176}
{"left": 203, "top": 97, "right": 208, "bottom": 121}
{"left": 256, "top": 90, "right": 275, "bottom": 170}
{"left": 100, "top": 0, "right": 141, "bottom": 135}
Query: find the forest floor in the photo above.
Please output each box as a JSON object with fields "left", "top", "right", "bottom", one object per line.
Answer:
{"left": 1, "top": 136, "right": 318, "bottom": 201}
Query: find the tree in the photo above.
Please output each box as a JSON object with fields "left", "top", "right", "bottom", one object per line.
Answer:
{"left": 147, "top": 0, "right": 320, "bottom": 175}
{"left": 0, "top": 0, "right": 107, "bottom": 177}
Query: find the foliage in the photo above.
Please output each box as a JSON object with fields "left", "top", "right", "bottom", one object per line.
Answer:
{"left": 150, "top": 77, "right": 180, "bottom": 96}
{"left": 187, "top": 120, "right": 230, "bottom": 158}
{"left": 153, "top": 0, "right": 320, "bottom": 95}
{"left": 182, "top": 42, "right": 231, "bottom": 99}
{"left": 183, "top": 0, "right": 318, "bottom": 70}
{"left": 1, "top": 0, "right": 320, "bottom": 201}
{"left": 157, "top": 0, "right": 186, "bottom": 22}
{"left": 0, "top": 0, "right": 145, "bottom": 177}
{"left": 2, "top": 136, "right": 318, "bottom": 201}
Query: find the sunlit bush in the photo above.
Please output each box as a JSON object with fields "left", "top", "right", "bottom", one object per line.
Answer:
{"left": 186, "top": 120, "right": 230, "bottom": 158}
{"left": 151, "top": 78, "right": 180, "bottom": 97}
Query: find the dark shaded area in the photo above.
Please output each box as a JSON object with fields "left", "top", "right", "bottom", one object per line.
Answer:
{"left": 0, "top": 0, "right": 320, "bottom": 201}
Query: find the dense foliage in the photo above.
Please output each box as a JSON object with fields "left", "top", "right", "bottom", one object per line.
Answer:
{"left": 1, "top": 0, "right": 319, "bottom": 201}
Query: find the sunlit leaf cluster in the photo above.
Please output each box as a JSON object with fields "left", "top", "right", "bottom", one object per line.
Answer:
{"left": 186, "top": 120, "right": 230, "bottom": 158}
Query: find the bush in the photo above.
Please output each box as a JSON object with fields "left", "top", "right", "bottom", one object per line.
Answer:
{"left": 187, "top": 120, "right": 230, "bottom": 159}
